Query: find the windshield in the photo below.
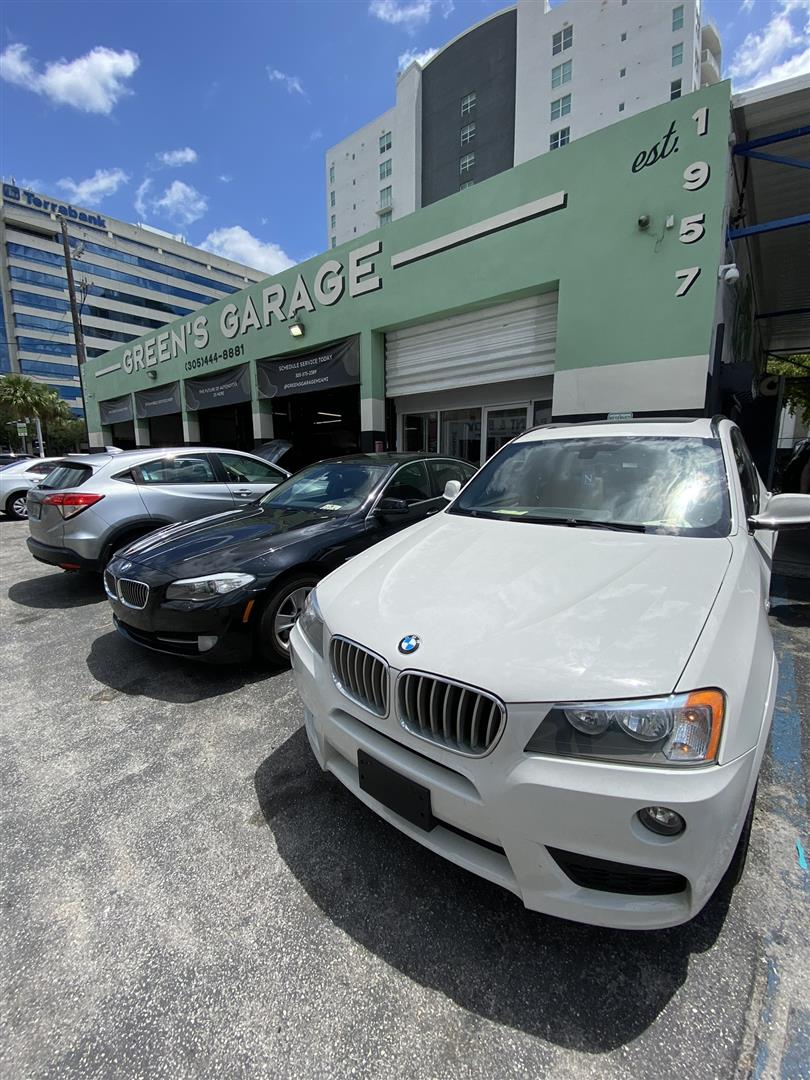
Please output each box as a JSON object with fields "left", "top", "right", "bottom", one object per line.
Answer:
{"left": 260, "top": 461, "right": 388, "bottom": 514}
{"left": 449, "top": 436, "right": 731, "bottom": 537}
{"left": 40, "top": 462, "right": 94, "bottom": 490}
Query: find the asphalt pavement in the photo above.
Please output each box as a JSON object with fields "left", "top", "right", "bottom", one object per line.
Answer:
{"left": 1, "top": 519, "right": 808, "bottom": 1080}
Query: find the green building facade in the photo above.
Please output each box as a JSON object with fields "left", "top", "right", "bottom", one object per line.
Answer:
{"left": 83, "top": 82, "right": 732, "bottom": 468}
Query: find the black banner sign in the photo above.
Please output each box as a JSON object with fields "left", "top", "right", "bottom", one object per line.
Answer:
{"left": 257, "top": 337, "right": 359, "bottom": 399}
{"left": 99, "top": 395, "right": 133, "bottom": 425}
{"left": 135, "top": 382, "right": 181, "bottom": 420}
{"left": 184, "top": 364, "right": 252, "bottom": 412}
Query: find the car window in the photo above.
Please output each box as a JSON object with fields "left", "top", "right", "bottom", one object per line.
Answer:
{"left": 260, "top": 462, "right": 388, "bottom": 513}
{"left": 426, "top": 459, "right": 475, "bottom": 496}
{"left": 730, "top": 429, "right": 760, "bottom": 517}
{"left": 26, "top": 462, "right": 57, "bottom": 475}
{"left": 137, "top": 455, "right": 216, "bottom": 485}
{"left": 383, "top": 461, "right": 433, "bottom": 505}
{"left": 449, "top": 436, "right": 732, "bottom": 537}
{"left": 217, "top": 453, "right": 285, "bottom": 483}
{"left": 40, "top": 462, "right": 93, "bottom": 490}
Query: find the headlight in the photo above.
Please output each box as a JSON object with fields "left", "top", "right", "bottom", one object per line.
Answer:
{"left": 298, "top": 588, "right": 325, "bottom": 657}
{"left": 524, "top": 689, "right": 725, "bottom": 766}
{"left": 165, "top": 573, "right": 255, "bottom": 601}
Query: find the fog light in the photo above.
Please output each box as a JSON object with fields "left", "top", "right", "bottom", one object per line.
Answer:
{"left": 638, "top": 806, "right": 685, "bottom": 836}
{"left": 197, "top": 635, "right": 218, "bottom": 653}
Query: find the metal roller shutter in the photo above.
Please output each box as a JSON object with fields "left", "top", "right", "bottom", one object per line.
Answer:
{"left": 385, "top": 293, "right": 558, "bottom": 397}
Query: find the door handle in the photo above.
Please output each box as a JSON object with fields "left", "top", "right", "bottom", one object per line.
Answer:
{"left": 235, "top": 489, "right": 253, "bottom": 498}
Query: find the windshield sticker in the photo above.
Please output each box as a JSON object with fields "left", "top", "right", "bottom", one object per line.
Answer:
{"left": 320, "top": 503, "right": 342, "bottom": 510}
{"left": 494, "top": 509, "right": 528, "bottom": 516}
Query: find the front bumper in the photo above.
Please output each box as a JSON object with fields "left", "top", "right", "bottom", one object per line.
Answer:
{"left": 27, "top": 536, "right": 99, "bottom": 572}
{"left": 290, "top": 624, "right": 773, "bottom": 930}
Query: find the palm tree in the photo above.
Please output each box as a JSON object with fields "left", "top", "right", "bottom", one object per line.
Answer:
{"left": 0, "top": 374, "right": 73, "bottom": 453}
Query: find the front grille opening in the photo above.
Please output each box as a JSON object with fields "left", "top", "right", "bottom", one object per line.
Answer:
{"left": 398, "top": 673, "right": 505, "bottom": 756}
{"left": 118, "top": 577, "right": 149, "bottom": 609}
{"left": 548, "top": 848, "right": 688, "bottom": 896}
{"left": 330, "top": 637, "right": 389, "bottom": 717}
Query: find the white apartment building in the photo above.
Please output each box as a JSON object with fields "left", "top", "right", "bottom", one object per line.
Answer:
{"left": 0, "top": 182, "right": 265, "bottom": 415}
{"left": 325, "top": 0, "right": 721, "bottom": 245}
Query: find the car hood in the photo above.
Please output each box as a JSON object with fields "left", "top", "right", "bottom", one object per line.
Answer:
{"left": 317, "top": 513, "right": 733, "bottom": 703}
{"left": 118, "top": 505, "right": 350, "bottom": 578}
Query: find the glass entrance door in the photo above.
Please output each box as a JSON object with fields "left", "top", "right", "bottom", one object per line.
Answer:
{"left": 484, "top": 405, "right": 530, "bottom": 461}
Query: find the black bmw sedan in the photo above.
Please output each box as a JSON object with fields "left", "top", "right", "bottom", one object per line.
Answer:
{"left": 104, "top": 452, "right": 475, "bottom": 665}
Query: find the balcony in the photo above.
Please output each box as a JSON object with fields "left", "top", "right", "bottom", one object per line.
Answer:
{"left": 375, "top": 201, "right": 393, "bottom": 215}
{"left": 700, "top": 48, "right": 721, "bottom": 85}
{"left": 701, "top": 20, "right": 722, "bottom": 62}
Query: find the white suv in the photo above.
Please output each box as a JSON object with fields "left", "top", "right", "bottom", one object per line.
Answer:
{"left": 290, "top": 418, "right": 810, "bottom": 930}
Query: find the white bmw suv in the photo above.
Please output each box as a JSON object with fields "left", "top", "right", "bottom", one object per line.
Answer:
{"left": 289, "top": 418, "right": 810, "bottom": 929}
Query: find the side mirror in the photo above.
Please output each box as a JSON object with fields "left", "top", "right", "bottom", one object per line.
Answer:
{"left": 376, "top": 497, "right": 409, "bottom": 516}
{"left": 443, "top": 479, "right": 461, "bottom": 501}
{"left": 748, "top": 492, "right": 810, "bottom": 531}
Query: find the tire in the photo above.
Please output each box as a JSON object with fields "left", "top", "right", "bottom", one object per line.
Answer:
{"left": 723, "top": 783, "right": 758, "bottom": 890}
{"left": 102, "top": 528, "right": 158, "bottom": 571}
{"left": 257, "top": 574, "right": 320, "bottom": 665}
{"left": 5, "top": 491, "right": 29, "bottom": 520}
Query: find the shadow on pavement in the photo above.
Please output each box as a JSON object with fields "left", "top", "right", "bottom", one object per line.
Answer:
{"left": 770, "top": 573, "right": 810, "bottom": 629}
{"left": 255, "top": 728, "right": 730, "bottom": 1053}
{"left": 86, "top": 629, "right": 282, "bottom": 704}
{"left": 8, "top": 571, "right": 106, "bottom": 609}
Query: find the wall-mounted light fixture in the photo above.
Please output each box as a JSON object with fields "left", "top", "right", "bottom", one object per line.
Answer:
{"left": 289, "top": 319, "right": 305, "bottom": 338}
{"left": 717, "top": 263, "right": 740, "bottom": 285}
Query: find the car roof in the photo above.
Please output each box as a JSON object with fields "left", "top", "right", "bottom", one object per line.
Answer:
{"left": 517, "top": 417, "right": 722, "bottom": 442}
{"left": 48, "top": 446, "right": 277, "bottom": 468}
{"left": 307, "top": 452, "right": 468, "bottom": 467}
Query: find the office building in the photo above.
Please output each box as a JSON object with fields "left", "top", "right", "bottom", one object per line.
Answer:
{"left": 325, "top": 0, "right": 721, "bottom": 245}
{"left": 0, "top": 183, "right": 265, "bottom": 414}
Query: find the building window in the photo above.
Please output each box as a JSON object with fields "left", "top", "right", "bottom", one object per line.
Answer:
{"left": 330, "top": 214, "right": 336, "bottom": 230}
{"left": 380, "top": 158, "right": 392, "bottom": 180}
{"left": 621, "top": 31, "right": 627, "bottom": 42}
{"left": 550, "top": 93, "right": 571, "bottom": 121}
{"left": 672, "top": 4, "right": 684, "bottom": 31}
{"left": 618, "top": 102, "right": 625, "bottom": 112}
{"left": 549, "top": 127, "right": 570, "bottom": 151}
{"left": 672, "top": 42, "right": 683, "bottom": 66}
{"left": 460, "top": 122, "right": 476, "bottom": 145}
{"left": 459, "top": 152, "right": 475, "bottom": 174}
{"left": 379, "top": 185, "right": 392, "bottom": 208}
{"left": 552, "top": 26, "right": 573, "bottom": 55}
{"left": 379, "top": 131, "right": 392, "bottom": 153}
{"left": 330, "top": 190, "right": 335, "bottom": 208}
{"left": 329, "top": 164, "right": 335, "bottom": 184}
{"left": 379, "top": 210, "right": 392, "bottom": 225}
{"left": 670, "top": 78, "right": 682, "bottom": 99}
{"left": 620, "top": 67, "right": 626, "bottom": 77}
{"left": 330, "top": 236, "right": 336, "bottom": 248}
{"left": 551, "top": 60, "right": 572, "bottom": 88}
{"left": 460, "top": 180, "right": 474, "bottom": 190}
{"left": 461, "top": 91, "right": 476, "bottom": 115}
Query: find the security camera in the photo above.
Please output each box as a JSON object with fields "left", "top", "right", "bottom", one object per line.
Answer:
{"left": 718, "top": 263, "right": 740, "bottom": 284}
{"left": 637, "top": 213, "right": 650, "bottom": 230}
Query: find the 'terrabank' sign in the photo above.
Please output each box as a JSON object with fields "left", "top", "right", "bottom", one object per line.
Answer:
{"left": 2, "top": 183, "right": 107, "bottom": 229}
{"left": 115, "top": 240, "right": 383, "bottom": 376}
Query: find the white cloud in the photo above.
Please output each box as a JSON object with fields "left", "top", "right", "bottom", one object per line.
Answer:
{"left": 729, "top": 0, "right": 810, "bottom": 86}
{"left": 200, "top": 226, "right": 294, "bottom": 275}
{"left": 218, "top": 174, "right": 233, "bottom": 183}
{"left": 369, "top": 0, "right": 432, "bottom": 30}
{"left": 134, "top": 178, "right": 152, "bottom": 218}
{"left": 153, "top": 180, "right": 208, "bottom": 227}
{"left": 398, "top": 46, "right": 438, "bottom": 69}
{"left": 0, "top": 43, "right": 138, "bottom": 114}
{"left": 57, "top": 167, "right": 129, "bottom": 206}
{"left": 741, "top": 0, "right": 755, "bottom": 12}
{"left": 157, "top": 147, "right": 197, "bottom": 167}
{"left": 267, "top": 68, "right": 305, "bottom": 96}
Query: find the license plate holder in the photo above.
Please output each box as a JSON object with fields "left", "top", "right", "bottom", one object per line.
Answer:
{"left": 357, "top": 750, "right": 435, "bottom": 832}
{"left": 28, "top": 501, "right": 41, "bottom": 519}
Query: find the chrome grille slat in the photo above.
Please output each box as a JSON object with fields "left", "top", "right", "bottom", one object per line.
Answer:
{"left": 398, "top": 672, "right": 505, "bottom": 757}
{"left": 112, "top": 576, "right": 149, "bottom": 610}
{"left": 330, "top": 637, "right": 388, "bottom": 718}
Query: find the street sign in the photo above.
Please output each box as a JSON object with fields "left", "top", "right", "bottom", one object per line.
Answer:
{"left": 16, "top": 422, "right": 28, "bottom": 436}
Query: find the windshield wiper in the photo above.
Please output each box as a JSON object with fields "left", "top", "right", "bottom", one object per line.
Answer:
{"left": 558, "top": 518, "right": 647, "bottom": 533}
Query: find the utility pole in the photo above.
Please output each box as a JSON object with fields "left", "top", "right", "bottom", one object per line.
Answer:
{"left": 58, "top": 218, "right": 90, "bottom": 446}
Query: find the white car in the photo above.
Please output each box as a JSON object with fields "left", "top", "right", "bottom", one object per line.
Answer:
{"left": 290, "top": 417, "right": 810, "bottom": 930}
{"left": 1, "top": 456, "right": 62, "bottom": 519}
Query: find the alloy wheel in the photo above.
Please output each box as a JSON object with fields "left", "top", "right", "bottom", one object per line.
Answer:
{"left": 272, "top": 585, "right": 313, "bottom": 653}
{"left": 11, "top": 496, "right": 28, "bottom": 519}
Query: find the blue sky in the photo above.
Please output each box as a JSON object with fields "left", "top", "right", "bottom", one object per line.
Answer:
{"left": 1, "top": 0, "right": 808, "bottom": 274}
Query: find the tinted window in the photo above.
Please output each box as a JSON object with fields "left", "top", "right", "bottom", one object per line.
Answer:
{"left": 450, "top": 437, "right": 731, "bottom": 537}
{"left": 217, "top": 453, "right": 285, "bottom": 483}
{"left": 138, "top": 455, "right": 216, "bottom": 485}
{"left": 384, "top": 461, "right": 432, "bottom": 504}
{"left": 40, "top": 463, "right": 93, "bottom": 490}
{"left": 261, "top": 462, "right": 388, "bottom": 513}
{"left": 26, "top": 462, "right": 57, "bottom": 475}
{"left": 426, "top": 459, "right": 475, "bottom": 496}
{"left": 730, "top": 429, "right": 760, "bottom": 517}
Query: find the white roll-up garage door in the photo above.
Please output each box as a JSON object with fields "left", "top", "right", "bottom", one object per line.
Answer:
{"left": 385, "top": 292, "right": 558, "bottom": 398}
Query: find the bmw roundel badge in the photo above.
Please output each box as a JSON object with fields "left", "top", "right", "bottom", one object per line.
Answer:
{"left": 398, "top": 634, "right": 420, "bottom": 655}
